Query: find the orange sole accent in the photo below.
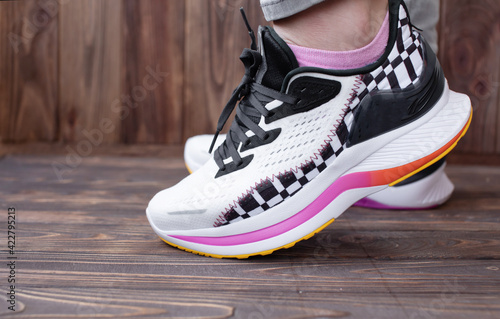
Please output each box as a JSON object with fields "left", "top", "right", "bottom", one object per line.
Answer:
{"left": 373, "top": 107, "right": 473, "bottom": 187}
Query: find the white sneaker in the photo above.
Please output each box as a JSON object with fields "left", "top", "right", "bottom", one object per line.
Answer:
{"left": 147, "top": 1, "right": 471, "bottom": 258}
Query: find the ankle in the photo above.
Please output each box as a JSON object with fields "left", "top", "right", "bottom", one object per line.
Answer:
{"left": 273, "top": 0, "right": 388, "bottom": 51}
{"left": 287, "top": 11, "right": 389, "bottom": 69}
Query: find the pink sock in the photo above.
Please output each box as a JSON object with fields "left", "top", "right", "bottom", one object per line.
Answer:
{"left": 288, "top": 12, "right": 389, "bottom": 70}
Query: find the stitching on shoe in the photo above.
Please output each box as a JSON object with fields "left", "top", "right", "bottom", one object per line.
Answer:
{"left": 213, "top": 76, "right": 363, "bottom": 227}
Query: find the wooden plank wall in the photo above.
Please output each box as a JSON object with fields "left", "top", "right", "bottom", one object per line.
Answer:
{"left": 122, "top": 0, "right": 185, "bottom": 144}
{"left": 59, "top": 0, "right": 122, "bottom": 144}
{"left": 0, "top": 0, "right": 58, "bottom": 143}
{"left": 183, "top": 0, "right": 265, "bottom": 139}
{"left": 0, "top": 0, "right": 499, "bottom": 158}
{"left": 438, "top": 0, "right": 500, "bottom": 155}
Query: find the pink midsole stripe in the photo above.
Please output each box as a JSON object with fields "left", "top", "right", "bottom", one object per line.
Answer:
{"left": 170, "top": 172, "right": 371, "bottom": 246}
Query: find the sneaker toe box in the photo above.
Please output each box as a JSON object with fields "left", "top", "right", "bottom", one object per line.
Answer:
{"left": 146, "top": 186, "right": 215, "bottom": 232}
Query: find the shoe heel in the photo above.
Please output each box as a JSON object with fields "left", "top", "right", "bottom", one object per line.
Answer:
{"left": 352, "top": 85, "right": 472, "bottom": 187}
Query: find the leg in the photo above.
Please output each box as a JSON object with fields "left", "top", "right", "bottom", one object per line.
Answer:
{"left": 262, "top": 0, "right": 440, "bottom": 52}
{"left": 272, "top": 0, "right": 388, "bottom": 51}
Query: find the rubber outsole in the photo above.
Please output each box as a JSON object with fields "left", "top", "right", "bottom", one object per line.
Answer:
{"left": 158, "top": 107, "right": 473, "bottom": 259}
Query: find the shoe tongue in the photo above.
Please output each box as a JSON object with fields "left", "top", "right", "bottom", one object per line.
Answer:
{"left": 236, "top": 27, "right": 299, "bottom": 128}
{"left": 255, "top": 26, "right": 299, "bottom": 91}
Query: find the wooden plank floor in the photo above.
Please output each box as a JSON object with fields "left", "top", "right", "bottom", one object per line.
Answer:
{"left": 0, "top": 154, "right": 499, "bottom": 318}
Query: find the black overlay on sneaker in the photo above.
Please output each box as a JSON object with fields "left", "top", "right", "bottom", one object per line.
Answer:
{"left": 258, "top": 27, "right": 299, "bottom": 91}
{"left": 347, "top": 40, "right": 445, "bottom": 146}
{"left": 266, "top": 77, "right": 341, "bottom": 124}
{"left": 239, "top": 128, "right": 282, "bottom": 153}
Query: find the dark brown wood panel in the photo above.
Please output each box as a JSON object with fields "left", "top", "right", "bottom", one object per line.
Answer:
{"left": 0, "top": 155, "right": 499, "bottom": 318}
{"left": 0, "top": 0, "right": 58, "bottom": 143}
{"left": 0, "top": 0, "right": 500, "bottom": 162}
{"left": 182, "top": 0, "right": 266, "bottom": 140}
{"left": 121, "top": 0, "right": 185, "bottom": 144}
{"left": 439, "top": 0, "right": 500, "bottom": 154}
{"left": 59, "top": 0, "right": 122, "bottom": 144}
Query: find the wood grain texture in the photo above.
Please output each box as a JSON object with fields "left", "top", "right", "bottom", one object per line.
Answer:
{"left": 0, "top": 0, "right": 500, "bottom": 162}
{"left": 0, "top": 0, "right": 58, "bottom": 143}
{"left": 0, "top": 155, "right": 499, "bottom": 318}
{"left": 121, "top": 0, "right": 185, "bottom": 144}
{"left": 439, "top": 0, "right": 500, "bottom": 154}
{"left": 59, "top": 0, "right": 122, "bottom": 144}
{"left": 183, "top": 0, "right": 266, "bottom": 140}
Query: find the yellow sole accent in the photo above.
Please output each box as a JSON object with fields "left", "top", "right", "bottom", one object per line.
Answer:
{"left": 185, "top": 163, "right": 193, "bottom": 174}
{"left": 164, "top": 107, "right": 472, "bottom": 259}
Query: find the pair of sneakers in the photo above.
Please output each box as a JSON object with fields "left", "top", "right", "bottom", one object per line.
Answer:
{"left": 147, "top": 0, "right": 472, "bottom": 258}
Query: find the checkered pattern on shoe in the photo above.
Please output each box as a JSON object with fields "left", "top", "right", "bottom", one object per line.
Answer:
{"left": 360, "top": 6, "right": 424, "bottom": 99}
{"left": 346, "top": 6, "right": 424, "bottom": 129}
{"left": 215, "top": 4, "right": 425, "bottom": 227}
{"left": 215, "top": 136, "right": 346, "bottom": 226}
